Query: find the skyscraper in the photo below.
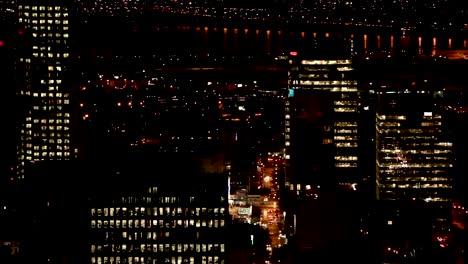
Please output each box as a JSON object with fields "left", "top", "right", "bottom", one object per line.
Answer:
{"left": 89, "top": 151, "right": 229, "bottom": 264}
{"left": 285, "top": 54, "right": 360, "bottom": 191}
{"left": 375, "top": 83, "right": 453, "bottom": 231}
{"left": 16, "top": 0, "right": 72, "bottom": 178}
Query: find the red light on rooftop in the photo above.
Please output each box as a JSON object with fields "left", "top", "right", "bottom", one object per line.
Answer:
{"left": 289, "top": 51, "right": 298, "bottom": 56}
{"left": 0, "top": 41, "right": 4, "bottom": 47}
{"left": 18, "top": 29, "right": 24, "bottom": 35}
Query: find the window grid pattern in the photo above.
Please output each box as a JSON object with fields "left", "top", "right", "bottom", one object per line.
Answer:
{"left": 286, "top": 59, "right": 359, "bottom": 186}
{"left": 376, "top": 113, "right": 453, "bottom": 204}
{"left": 16, "top": 3, "right": 71, "bottom": 178}
{"left": 90, "top": 187, "right": 228, "bottom": 264}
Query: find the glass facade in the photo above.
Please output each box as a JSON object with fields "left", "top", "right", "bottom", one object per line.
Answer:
{"left": 286, "top": 58, "right": 360, "bottom": 187}
{"left": 16, "top": 1, "right": 71, "bottom": 178}
{"left": 375, "top": 88, "right": 453, "bottom": 226}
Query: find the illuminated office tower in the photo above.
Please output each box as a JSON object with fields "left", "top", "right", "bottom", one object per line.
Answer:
{"left": 285, "top": 55, "right": 359, "bottom": 190}
{"left": 89, "top": 153, "right": 229, "bottom": 264}
{"left": 375, "top": 85, "right": 453, "bottom": 228}
{"left": 16, "top": 0, "right": 72, "bottom": 178}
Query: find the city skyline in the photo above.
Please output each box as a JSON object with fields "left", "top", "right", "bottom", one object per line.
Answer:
{"left": 1, "top": 0, "right": 468, "bottom": 263}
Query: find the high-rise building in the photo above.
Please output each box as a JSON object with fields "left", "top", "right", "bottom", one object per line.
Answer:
{"left": 374, "top": 83, "right": 453, "bottom": 230}
{"left": 356, "top": 58, "right": 458, "bottom": 261}
{"left": 89, "top": 152, "right": 229, "bottom": 264}
{"left": 16, "top": 0, "right": 72, "bottom": 178}
{"left": 285, "top": 55, "right": 360, "bottom": 191}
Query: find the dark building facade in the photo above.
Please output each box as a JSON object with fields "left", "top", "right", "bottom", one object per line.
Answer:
{"left": 285, "top": 56, "right": 360, "bottom": 189}
{"left": 88, "top": 152, "right": 229, "bottom": 264}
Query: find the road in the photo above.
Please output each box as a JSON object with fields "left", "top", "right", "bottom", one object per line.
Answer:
{"left": 256, "top": 153, "right": 286, "bottom": 251}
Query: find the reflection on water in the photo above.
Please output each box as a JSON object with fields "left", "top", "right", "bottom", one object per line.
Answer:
{"left": 266, "top": 30, "right": 271, "bottom": 54}
{"left": 85, "top": 25, "right": 468, "bottom": 59}
{"left": 418, "top": 37, "right": 422, "bottom": 54}
{"left": 364, "top": 34, "right": 368, "bottom": 50}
